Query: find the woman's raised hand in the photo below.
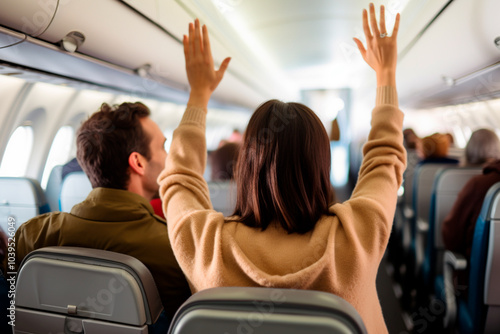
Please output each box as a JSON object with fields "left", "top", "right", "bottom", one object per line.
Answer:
{"left": 184, "top": 19, "right": 231, "bottom": 108}
{"left": 353, "top": 3, "right": 400, "bottom": 86}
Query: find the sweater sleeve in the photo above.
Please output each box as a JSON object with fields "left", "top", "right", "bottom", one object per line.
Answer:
{"left": 330, "top": 86, "right": 406, "bottom": 259}
{"left": 158, "top": 106, "right": 226, "bottom": 283}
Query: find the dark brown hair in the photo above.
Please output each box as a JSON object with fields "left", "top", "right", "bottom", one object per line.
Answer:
{"left": 210, "top": 142, "right": 241, "bottom": 181}
{"left": 76, "top": 102, "right": 151, "bottom": 189}
{"left": 232, "top": 100, "right": 334, "bottom": 234}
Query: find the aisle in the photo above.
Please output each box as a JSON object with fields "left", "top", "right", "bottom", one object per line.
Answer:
{"left": 377, "top": 254, "right": 412, "bottom": 334}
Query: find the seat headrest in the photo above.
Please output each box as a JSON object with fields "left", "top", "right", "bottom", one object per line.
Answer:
{"left": 169, "top": 287, "right": 367, "bottom": 334}
{"left": 16, "top": 246, "right": 163, "bottom": 325}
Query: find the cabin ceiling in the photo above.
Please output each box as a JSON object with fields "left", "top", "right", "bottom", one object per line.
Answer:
{"left": 210, "top": 0, "right": 378, "bottom": 90}
{"left": 123, "top": 0, "right": 411, "bottom": 94}
{"left": 221, "top": 0, "right": 367, "bottom": 71}
{"left": 0, "top": 0, "right": 499, "bottom": 110}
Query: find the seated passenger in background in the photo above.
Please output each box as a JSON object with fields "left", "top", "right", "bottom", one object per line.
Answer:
{"left": 4, "top": 102, "right": 191, "bottom": 325}
{"left": 442, "top": 129, "right": 500, "bottom": 262}
{"left": 210, "top": 142, "right": 240, "bottom": 181}
{"left": 403, "top": 128, "right": 423, "bottom": 158}
{"left": 420, "top": 132, "right": 459, "bottom": 164}
{"left": 61, "top": 157, "right": 83, "bottom": 180}
{"left": 402, "top": 128, "right": 423, "bottom": 193}
{"left": 227, "top": 128, "right": 243, "bottom": 143}
{"left": 159, "top": 5, "right": 403, "bottom": 333}
{"left": 463, "top": 128, "right": 500, "bottom": 166}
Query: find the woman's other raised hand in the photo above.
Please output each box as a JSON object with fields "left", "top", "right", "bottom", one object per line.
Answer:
{"left": 184, "top": 19, "right": 231, "bottom": 108}
{"left": 353, "top": 3, "right": 400, "bottom": 87}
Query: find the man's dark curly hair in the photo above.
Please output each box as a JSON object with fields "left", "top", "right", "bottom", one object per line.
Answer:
{"left": 76, "top": 102, "right": 151, "bottom": 190}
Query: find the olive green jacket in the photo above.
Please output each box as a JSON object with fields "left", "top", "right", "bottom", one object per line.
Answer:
{"left": 7, "top": 187, "right": 191, "bottom": 317}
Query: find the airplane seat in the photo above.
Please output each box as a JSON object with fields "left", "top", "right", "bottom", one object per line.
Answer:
{"left": 443, "top": 182, "right": 500, "bottom": 333}
{"left": 14, "top": 246, "right": 163, "bottom": 334}
{"left": 410, "top": 163, "right": 458, "bottom": 271}
{"left": 447, "top": 147, "right": 464, "bottom": 161}
{"left": 168, "top": 287, "right": 368, "bottom": 334}
{"left": 0, "top": 177, "right": 50, "bottom": 233}
{"left": 59, "top": 171, "right": 92, "bottom": 212}
{"left": 207, "top": 181, "right": 236, "bottom": 216}
{"left": 419, "top": 167, "right": 482, "bottom": 293}
{"left": 44, "top": 165, "right": 63, "bottom": 212}
{"left": 389, "top": 148, "right": 421, "bottom": 281}
{"left": 482, "top": 191, "right": 500, "bottom": 332}
{"left": 401, "top": 148, "right": 422, "bottom": 215}
{"left": 399, "top": 163, "right": 457, "bottom": 307}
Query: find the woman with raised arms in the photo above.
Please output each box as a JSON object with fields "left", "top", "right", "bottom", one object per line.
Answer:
{"left": 158, "top": 4, "right": 404, "bottom": 333}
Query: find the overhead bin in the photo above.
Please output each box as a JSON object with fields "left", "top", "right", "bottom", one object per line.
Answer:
{"left": 0, "top": 0, "right": 57, "bottom": 37}
{"left": 0, "top": 27, "right": 25, "bottom": 48}
{"left": 398, "top": 0, "right": 500, "bottom": 108}
{"left": 38, "top": 0, "right": 187, "bottom": 89}
{"left": 0, "top": 0, "right": 271, "bottom": 108}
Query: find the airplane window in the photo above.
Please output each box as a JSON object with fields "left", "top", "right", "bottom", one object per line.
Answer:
{"left": 330, "top": 143, "right": 349, "bottom": 187}
{"left": 452, "top": 125, "right": 467, "bottom": 149}
{"left": 163, "top": 129, "right": 174, "bottom": 153}
{"left": 40, "top": 126, "right": 75, "bottom": 189}
{"left": 0, "top": 126, "right": 34, "bottom": 177}
{"left": 463, "top": 126, "right": 473, "bottom": 143}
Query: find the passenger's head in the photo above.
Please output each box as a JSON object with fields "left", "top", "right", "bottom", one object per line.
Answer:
{"left": 233, "top": 100, "right": 333, "bottom": 234}
{"left": 422, "top": 133, "right": 450, "bottom": 159}
{"left": 210, "top": 142, "right": 240, "bottom": 181}
{"left": 77, "top": 102, "right": 167, "bottom": 200}
{"left": 403, "top": 128, "right": 420, "bottom": 149}
{"left": 465, "top": 128, "right": 500, "bottom": 165}
{"left": 403, "top": 128, "right": 424, "bottom": 158}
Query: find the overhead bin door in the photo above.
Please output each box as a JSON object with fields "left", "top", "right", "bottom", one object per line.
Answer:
{"left": 36, "top": 0, "right": 186, "bottom": 86}
{"left": 398, "top": 0, "right": 500, "bottom": 108}
{"left": 0, "top": 0, "right": 58, "bottom": 36}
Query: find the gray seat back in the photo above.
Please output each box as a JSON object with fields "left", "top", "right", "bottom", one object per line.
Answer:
{"left": 484, "top": 195, "right": 500, "bottom": 333}
{"left": 59, "top": 171, "right": 92, "bottom": 212}
{"left": 44, "top": 165, "right": 63, "bottom": 212}
{"left": 168, "top": 287, "right": 367, "bottom": 334}
{"left": 207, "top": 181, "right": 236, "bottom": 216}
{"left": 15, "top": 246, "right": 163, "bottom": 334}
{"left": 402, "top": 149, "right": 421, "bottom": 212}
{"left": 428, "top": 167, "right": 482, "bottom": 280}
{"left": 0, "top": 177, "right": 49, "bottom": 233}
{"left": 434, "top": 167, "right": 483, "bottom": 249}
{"left": 414, "top": 163, "right": 457, "bottom": 227}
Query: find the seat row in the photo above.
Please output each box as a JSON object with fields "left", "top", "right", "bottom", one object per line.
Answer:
{"left": 390, "top": 161, "right": 500, "bottom": 333}
{"left": 12, "top": 246, "right": 368, "bottom": 334}
{"left": 0, "top": 167, "right": 237, "bottom": 234}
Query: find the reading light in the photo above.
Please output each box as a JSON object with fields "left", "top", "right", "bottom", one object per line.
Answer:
{"left": 135, "top": 63, "right": 152, "bottom": 78}
{"left": 59, "top": 31, "right": 85, "bottom": 53}
{"left": 442, "top": 76, "right": 455, "bottom": 87}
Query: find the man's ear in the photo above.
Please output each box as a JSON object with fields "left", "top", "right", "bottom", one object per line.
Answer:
{"left": 128, "top": 152, "right": 146, "bottom": 176}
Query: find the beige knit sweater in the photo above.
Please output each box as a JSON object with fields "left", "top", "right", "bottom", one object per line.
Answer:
{"left": 159, "top": 86, "right": 406, "bottom": 334}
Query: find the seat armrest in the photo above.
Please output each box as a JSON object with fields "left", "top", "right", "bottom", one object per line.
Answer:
{"left": 403, "top": 206, "right": 414, "bottom": 220}
{"left": 417, "top": 219, "right": 429, "bottom": 233}
{"left": 442, "top": 250, "right": 467, "bottom": 330}
{"left": 415, "top": 218, "right": 429, "bottom": 274}
{"left": 444, "top": 251, "right": 467, "bottom": 270}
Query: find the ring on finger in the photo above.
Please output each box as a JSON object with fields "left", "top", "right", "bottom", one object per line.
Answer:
{"left": 380, "top": 33, "right": 388, "bottom": 38}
